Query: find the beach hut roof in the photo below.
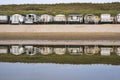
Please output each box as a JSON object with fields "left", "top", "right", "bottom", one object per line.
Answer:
{"left": 101, "top": 13, "right": 111, "bottom": 15}
{"left": 41, "top": 14, "right": 53, "bottom": 17}
{"left": 68, "top": 14, "right": 83, "bottom": 16}
{"left": 117, "top": 14, "right": 120, "bottom": 16}
{"left": 55, "top": 14, "right": 65, "bottom": 17}
{"left": 85, "top": 14, "right": 94, "bottom": 16}
{"left": 12, "top": 14, "right": 23, "bottom": 16}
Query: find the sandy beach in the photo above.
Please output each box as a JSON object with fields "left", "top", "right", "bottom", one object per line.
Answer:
{"left": 0, "top": 24, "right": 120, "bottom": 32}
{"left": 0, "top": 24, "right": 120, "bottom": 40}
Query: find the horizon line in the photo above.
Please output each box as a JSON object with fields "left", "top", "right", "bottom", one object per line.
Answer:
{"left": 0, "top": 2, "right": 120, "bottom": 5}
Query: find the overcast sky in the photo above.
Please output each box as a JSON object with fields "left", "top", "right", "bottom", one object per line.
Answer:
{"left": 0, "top": 0, "right": 119, "bottom": 5}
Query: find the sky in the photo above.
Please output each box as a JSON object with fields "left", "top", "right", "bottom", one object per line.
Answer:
{"left": 0, "top": 0, "right": 119, "bottom": 5}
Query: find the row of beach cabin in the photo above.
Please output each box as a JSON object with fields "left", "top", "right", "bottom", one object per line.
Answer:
{"left": 0, "top": 45, "right": 120, "bottom": 56}
{"left": 0, "top": 13, "right": 120, "bottom": 24}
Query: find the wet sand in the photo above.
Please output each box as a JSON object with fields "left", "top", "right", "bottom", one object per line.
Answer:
{"left": 0, "top": 32, "right": 119, "bottom": 40}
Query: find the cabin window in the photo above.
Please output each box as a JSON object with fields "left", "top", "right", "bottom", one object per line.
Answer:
{"left": 117, "top": 16, "right": 120, "bottom": 18}
{"left": 77, "top": 16, "right": 79, "bottom": 19}
{"left": 71, "top": 16, "right": 79, "bottom": 20}
{"left": 88, "top": 16, "right": 93, "bottom": 21}
{"left": 71, "top": 16, "right": 73, "bottom": 20}
{"left": 28, "top": 15, "right": 32, "bottom": 18}
{"left": 77, "top": 50, "right": 79, "bottom": 53}
{"left": 14, "top": 16, "right": 19, "bottom": 22}
{"left": 17, "top": 16, "right": 19, "bottom": 20}
{"left": 14, "top": 47, "right": 18, "bottom": 53}
{"left": 43, "top": 18, "right": 45, "bottom": 22}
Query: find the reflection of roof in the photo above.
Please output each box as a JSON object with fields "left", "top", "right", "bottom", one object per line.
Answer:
{"left": 101, "top": 48, "right": 112, "bottom": 49}
{"left": 0, "top": 46, "right": 8, "bottom": 49}
{"left": 0, "top": 40, "right": 120, "bottom": 46}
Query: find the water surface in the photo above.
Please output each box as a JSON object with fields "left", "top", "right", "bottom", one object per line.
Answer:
{"left": 0, "top": 62, "right": 120, "bottom": 80}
